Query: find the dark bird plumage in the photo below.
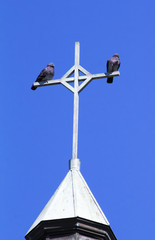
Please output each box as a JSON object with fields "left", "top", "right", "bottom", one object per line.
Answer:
{"left": 31, "top": 63, "right": 55, "bottom": 90}
{"left": 107, "top": 54, "right": 120, "bottom": 83}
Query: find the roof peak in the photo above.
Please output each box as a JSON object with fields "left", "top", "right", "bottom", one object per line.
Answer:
{"left": 27, "top": 165, "right": 109, "bottom": 235}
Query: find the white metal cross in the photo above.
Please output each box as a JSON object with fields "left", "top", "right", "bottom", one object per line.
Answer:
{"left": 32, "top": 42, "right": 120, "bottom": 162}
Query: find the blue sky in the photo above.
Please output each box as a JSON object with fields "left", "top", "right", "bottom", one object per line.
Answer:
{"left": 1, "top": 0, "right": 155, "bottom": 239}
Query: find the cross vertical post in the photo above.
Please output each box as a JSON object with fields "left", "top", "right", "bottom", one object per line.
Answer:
{"left": 31, "top": 42, "right": 120, "bottom": 170}
{"left": 72, "top": 42, "right": 80, "bottom": 160}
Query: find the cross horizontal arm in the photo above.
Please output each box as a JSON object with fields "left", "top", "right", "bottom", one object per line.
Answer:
{"left": 32, "top": 76, "right": 87, "bottom": 89}
{"left": 91, "top": 71, "right": 120, "bottom": 80}
{"left": 31, "top": 71, "right": 120, "bottom": 89}
{"left": 78, "top": 71, "right": 120, "bottom": 93}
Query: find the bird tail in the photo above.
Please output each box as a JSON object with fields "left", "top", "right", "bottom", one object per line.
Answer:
{"left": 107, "top": 77, "right": 113, "bottom": 83}
{"left": 31, "top": 85, "right": 37, "bottom": 90}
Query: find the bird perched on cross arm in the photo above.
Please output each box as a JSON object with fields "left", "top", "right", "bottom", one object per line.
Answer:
{"left": 31, "top": 63, "right": 55, "bottom": 90}
{"left": 107, "top": 54, "right": 120, "bottom": 83}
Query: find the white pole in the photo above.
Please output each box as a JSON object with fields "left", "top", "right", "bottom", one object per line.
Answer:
{"left": 72, "top": 42, "right": 80, "bottom": 160}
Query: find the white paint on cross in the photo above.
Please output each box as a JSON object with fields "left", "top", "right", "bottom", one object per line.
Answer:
{"left": 32, "top": 42, "right": 120, "bottom": 165}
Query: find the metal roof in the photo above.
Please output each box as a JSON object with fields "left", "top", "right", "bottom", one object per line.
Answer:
{"left": 27, "top": 159, "right": 109, "bottom": 235}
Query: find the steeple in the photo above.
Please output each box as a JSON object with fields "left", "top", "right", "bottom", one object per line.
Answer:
{"left": 25, "top": 43, "right": 120, "bottom": 240}
{"left": 25, "top": 159, "right": 117, "bottom": 240}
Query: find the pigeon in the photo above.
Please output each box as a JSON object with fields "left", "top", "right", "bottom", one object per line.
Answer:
{"left": 107, "top": 54, "right": 120, "bottom": 83}
{"left": 31, "top": 63, "right": 55, "bottom": 90}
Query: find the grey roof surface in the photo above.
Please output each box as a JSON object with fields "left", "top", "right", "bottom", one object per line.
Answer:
{"left": 27, "top": 168, "right": 109, "bottom": 234}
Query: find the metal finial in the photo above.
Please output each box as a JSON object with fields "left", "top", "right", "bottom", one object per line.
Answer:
{"left": 31, "top": 42, "right": 120, "bottom": 169}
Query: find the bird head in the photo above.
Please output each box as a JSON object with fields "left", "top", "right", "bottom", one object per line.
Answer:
{"left": 113, "top": 53, "right": 119, "bottom": 58}
{"left": 47, "top": 63, "right": 55, "bottom": 68}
